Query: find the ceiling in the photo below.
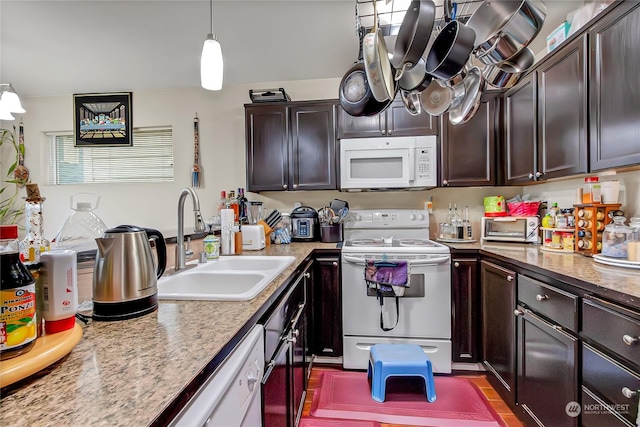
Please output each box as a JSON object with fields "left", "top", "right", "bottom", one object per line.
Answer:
{"left": 0, "top": 0, "right": 583, "bottom": 99}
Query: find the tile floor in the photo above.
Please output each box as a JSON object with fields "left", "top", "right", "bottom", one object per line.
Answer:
{"left": 301, "top": 365, "right": 524, "bottom": 427}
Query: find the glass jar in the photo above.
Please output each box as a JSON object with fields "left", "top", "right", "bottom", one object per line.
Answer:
{"left": 628, "top": 217, "right": 640, "bottom": 262}
{"left": 601, "top": 216, "right": 631, "bottom": 258}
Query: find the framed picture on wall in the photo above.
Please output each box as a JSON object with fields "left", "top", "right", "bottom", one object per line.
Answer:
{"left": 73, "top": 92, "right": 133, "bottom": 147}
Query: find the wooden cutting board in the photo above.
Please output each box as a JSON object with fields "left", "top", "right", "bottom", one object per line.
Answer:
{"left": 1, "top": 323, "right": 82, "bottom": 387}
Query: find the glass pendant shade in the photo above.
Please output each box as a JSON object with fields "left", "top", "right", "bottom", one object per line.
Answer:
{"left": 0, "top": 103, "right": 15, "bottom": 120}
{"left": 201, "top": 34, "right": 223, "bottom": 91}
{"left": 1, "top": 90, "right": 26, "bottom": 113}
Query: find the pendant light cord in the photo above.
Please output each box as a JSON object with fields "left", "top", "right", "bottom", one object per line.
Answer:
{"left": 210, "top": 0, "right": 213, "bottom": 35}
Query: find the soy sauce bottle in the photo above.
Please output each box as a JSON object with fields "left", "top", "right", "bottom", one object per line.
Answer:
{"left": 1, "top": 225, "right": 37, "bottom": 359}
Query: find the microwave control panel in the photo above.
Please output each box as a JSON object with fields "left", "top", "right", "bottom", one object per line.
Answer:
{"left": 416, "top": 147, "right": 434, "bottom": 181}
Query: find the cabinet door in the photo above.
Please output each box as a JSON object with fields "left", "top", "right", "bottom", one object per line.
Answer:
{"left": 386, "top": 99, "right": 438, "bottom": 137}
{"left": 337, "top": 105, "right": 385, "bottom": 138}
{"left": 517, "top": 308, "right": 579, "bottom": 427}
{"left": 311, "top": 255, "right": 342, "bottom": 358}
{"left": 290, "top": 103, "right": 338, "bottom": 191}
{"left": 441, "top": 98, "right": 496, "bottom": 187}
{"left": 291, "top": 306, "right": 306, "bottom": 427}
{"left": 590, "top": 1, "right": 640, "bottom": 171}
{"left": 504, "top": 73, "right": 537, "bottom": 185}
{"left": 262, "top": 341, "right": 291, "bottom": 427}
{"left": 480, "top": 260, "right": 517, "bottom": 406}
{"left": 245, "top": 105, "right": 289, "bottom": 192}
{"left": 451, "top": 257, "right": 480, "bottom": 362}
{"left": 537, "top": 35, "right": 588, "bottom": 180}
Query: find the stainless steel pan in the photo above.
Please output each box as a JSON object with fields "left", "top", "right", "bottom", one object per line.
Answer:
{"left": 426, "top": 20, "right": 476, "bottom": 81}
{"left": 363, "top": 0, "right": 396, "bottom": 102}
{"left": 448, "top": 66, "right": 484, "bottom": 125}
{"left": 392, "top": 0, "right": 436, "bottom": 79}
{"left": 467, "top": 0, "right": 547, "bottom": 66}
{"left": 483, "top": 47, "right": 534, "bottom": 89}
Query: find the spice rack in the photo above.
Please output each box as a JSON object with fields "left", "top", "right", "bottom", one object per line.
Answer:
{"left": 574, "top": 203, "right": 622, "bottom": 257}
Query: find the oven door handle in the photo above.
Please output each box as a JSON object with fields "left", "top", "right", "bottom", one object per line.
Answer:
{"left": 342, "top": 255, "right": 450, "bottom": 266}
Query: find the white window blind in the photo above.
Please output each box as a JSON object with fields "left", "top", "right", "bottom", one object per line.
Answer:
{"left": 47, "top": 127, "right": 174, "bottom": 185}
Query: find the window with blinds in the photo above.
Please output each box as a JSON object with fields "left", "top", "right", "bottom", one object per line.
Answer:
{"left": 47, "top": 127, "right": 174, "bottom": 185}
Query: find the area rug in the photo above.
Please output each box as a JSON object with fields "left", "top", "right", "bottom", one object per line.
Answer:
{"left": 309, "top": 371, "right": 506, "bottom": 427}
{"left": 299, "top": 418, "right": 381, "bottom": 427}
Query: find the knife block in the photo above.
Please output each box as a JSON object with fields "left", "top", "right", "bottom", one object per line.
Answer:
{"left": 574, "top": 203, "right": 622, "bottom": 257}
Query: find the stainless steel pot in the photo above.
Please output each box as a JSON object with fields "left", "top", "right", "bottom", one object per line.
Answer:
{"left": 400, "top": 89, "right": 422, "bottom": 116}
{"left": 420, "top": 79, "right": 453, "bottom": 116}
{"left": 363, "top": 0, "right": 396, "bottom": 102}
{"left": 339, "top": 61, "right": 393, "bottom": 117}
{"left": 391, "top": 0, "right": 436, "bottom": 78}
{"left": 398, "top": 56, "right": 432, "bottom": 92}
{"left": 448, "top": 66, "right": 484, "bottom": 125}
{"left": 483, "top": 47, "right": 535, "bottom": 89}
{"left": 467, "top": 0, "right": 547, "bottom": 66}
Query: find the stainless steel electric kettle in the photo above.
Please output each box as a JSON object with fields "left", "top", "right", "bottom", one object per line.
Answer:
{"left": 93, "top": 225, "right": 167, "bottom": 321}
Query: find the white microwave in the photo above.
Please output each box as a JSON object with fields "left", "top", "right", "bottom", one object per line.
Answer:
{"left": 339, "top": 136, "right": 437, "bottom": 191}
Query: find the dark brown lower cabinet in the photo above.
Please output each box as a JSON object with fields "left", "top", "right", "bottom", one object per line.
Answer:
{"left": 516, "top": 307, "right": 579, "bottom": 427}
{"left": 451, "top": 256, "right": 480, "bottom": 363}
{"left": 310, "top": 252, "right": 342, "bottom": 358}
{"left": 480, "top": 260, "right": 517, "bottom": 406}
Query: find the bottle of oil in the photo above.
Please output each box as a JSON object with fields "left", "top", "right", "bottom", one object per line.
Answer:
{"left": 1, "top": 225, "right": 38, "bottom": 359}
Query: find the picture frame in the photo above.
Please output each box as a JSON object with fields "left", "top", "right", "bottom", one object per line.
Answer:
{"left": 73, "top": 92, "right": 132, "bottom": 147}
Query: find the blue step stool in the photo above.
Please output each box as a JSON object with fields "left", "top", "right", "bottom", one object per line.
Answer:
{"left": 367, "top": 343, "right": 436, "bottom": 403}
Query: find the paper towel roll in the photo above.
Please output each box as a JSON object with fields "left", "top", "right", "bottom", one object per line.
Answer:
{"left": 220, "top": 209, "right": 235, "bottom": 255}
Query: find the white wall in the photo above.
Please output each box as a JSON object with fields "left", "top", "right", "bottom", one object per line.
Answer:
{"left": 3, "top": 77, "right": 639, "bottom": 242}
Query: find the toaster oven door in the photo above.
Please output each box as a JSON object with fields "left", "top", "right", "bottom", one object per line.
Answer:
{"left": 483, "top": 218, "right": 528, "bottom": 241}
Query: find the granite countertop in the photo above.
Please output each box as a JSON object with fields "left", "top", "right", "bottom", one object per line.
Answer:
{"left": 444, "top": 240, "right": 640, "bottom": 308}
{"left": 0, "top": 242, "right": 337, "bottom": 427}
{"left": 2, "top": 239, "right": 639, "bottom": 426}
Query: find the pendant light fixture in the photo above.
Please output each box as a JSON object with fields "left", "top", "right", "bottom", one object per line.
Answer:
{"left": 200, "top": 0, "right": 223, "bottom": 91}
{"left": 0, "top": 83, "right": 26, "bottom": 120}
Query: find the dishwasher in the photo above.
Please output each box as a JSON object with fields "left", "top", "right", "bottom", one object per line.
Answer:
{"left": 170, "top": 324, "right": 264, "bottom": 427}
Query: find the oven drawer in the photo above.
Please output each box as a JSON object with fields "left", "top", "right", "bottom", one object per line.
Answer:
{"left": 582, "top": 343, "right": 640, "bottom": 426}
{"left": 582, "top": 297, "right": 640, "bottom": 369}
{"left": 518, "top": 275, "right": 578, "bottom": 332}
{"left": 342, "top": 336, "right": 452, "bottom": 373}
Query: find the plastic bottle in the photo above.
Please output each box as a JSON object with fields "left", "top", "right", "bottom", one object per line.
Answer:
{"left": 40, "top": 250, "right": 78, "bottom": 334}
{"left": 227, "top": 190, "right": 239, "bottom": 223}
{"left": 53, "top": 194, "right": 108, "bottom": 253}
{"left": 217, "top": 191, "right": 227, "bottom": 216}
{"left": 0, "top": 225, "right": 38, "bottom": 359}
{"left": 464, "top": 206, "right": 472, "bottom": 239}
{"left": 237, "top": 188, "right": 248, "bottom": 224}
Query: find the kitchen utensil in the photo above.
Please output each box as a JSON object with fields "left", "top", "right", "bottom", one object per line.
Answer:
{"left": 93, "top": 225, "right": 167, "bottom": 321}
{"left": 363, "top": 0, "right": 396, "bottom": 102}
{"left": 398, "top": 56, "right": 432, "bottom": 92}
{"left": 448, "top": 66, "right": 484, "bottom": 125}
{"left": 425, "top": 20, "right": 476, "bottom": 81}
{"left": 265, "top": 209, "right": 282, "bottom": 229}
{"left": 329, "top": 199, "right": 348, "bottom": 213}
{"left": 391, "top": 0, "right": 436, "bottom": 79}
{"left": 290, "top": 206, "right": 319, "bottom": 242}
{"left": 401, "top": 89, "right": 422, "bottom": 116}
{"left": 339, "top": 61, "right": 393, "bottom": 117}
{"left": 483, "top": 63, "right": 522, "bottom": 90}
{"left": 495, "top": 46, "right": 535, "bottom": 73}
{"left": 13, "top": 120, "right": 29, "bottom": 186}
{"left": 192, "top": 113, "right": 201, "bottom": 187}
{"left": 467, "top": 0, "right": 547, "bottom": 66}
{"left": 420, "top": 80, "right": 453, "bottom": 116}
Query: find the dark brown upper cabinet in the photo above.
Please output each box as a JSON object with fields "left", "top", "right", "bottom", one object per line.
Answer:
{"left": 504, "top": 35, "right": 588, "bottom": 185}
{"left": 245, "top": 100, "right": 338, "bottom": 192}
{"left": 589, "top": 1, "right": 640, "bottom": 171}
{"left": 441, "top": 95, "right": 498, "bottom": 187}
{"left": 337, "top": 98, "right": 438, "bottom": 139}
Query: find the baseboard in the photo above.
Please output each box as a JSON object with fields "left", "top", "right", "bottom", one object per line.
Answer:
{"left": 312, "top": 356, "right": 343, "bottom": 365}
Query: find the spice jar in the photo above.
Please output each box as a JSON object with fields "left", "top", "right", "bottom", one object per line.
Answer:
{"left": 602, "top": 216, "right": 631, "bottom": 258}
{"left": 582, "top": 177, "right": 601, "bottom": 204}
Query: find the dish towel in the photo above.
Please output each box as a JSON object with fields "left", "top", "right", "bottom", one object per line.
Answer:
{"left": 364, "top": 260, "right": 410, "bottom": 332}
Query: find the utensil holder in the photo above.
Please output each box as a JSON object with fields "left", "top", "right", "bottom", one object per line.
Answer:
{"left": 320, "top": 223, "right": 343, "bottom": 243}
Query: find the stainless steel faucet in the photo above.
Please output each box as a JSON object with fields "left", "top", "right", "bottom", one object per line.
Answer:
{"left": 175, "top": 188, "right": 205, "bottom": 271}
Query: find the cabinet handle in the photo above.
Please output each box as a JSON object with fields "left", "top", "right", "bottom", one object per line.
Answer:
{"left": 443, "top": 180, "right": 449, "bottom": 186}
{"left": 247, "top": 374, "right": 259, "bottom": 391}
{"left": 287, "top": 336, "right": 297, "bottom": 344}
{"left": 282, "top": 184, "right": 287, "bottom": 189}
{"left": 622, "top": 334, "right": 638, "bottom": 346}
{"left": 514, "top": 309, "right": 525, "bottom": 316}
{"left": 536, "top": 172, "right": 543, "bottom": 178}
{"left": 506, "top": 275, "right": 514, "bottom": 282}
{"left": 292, "top": 328, "right": 300, "bottom": 337}
{"left": 381, "top": 130, "right": 386, "bottom": 135}
{"left": 332, "top": 262, "right": 338, "bottom": 267}
{"left": 454, "top": 262, "right": 460, "bottom": 267}
{"left": 622, "top": 387, "right": 637, "bottom": 399}
{"left": 304, "top": 272, "right": 311, "bottom": 279}
{"left": 528, "top": 173, "right": 534, "bottom": 180}
{"left": 293, "top": 184, "right": 298, "bottom": 189}
{"left": 536, "top": 294, "right": 549, "bottom": 301}
{"left": 388, "top": 129, "right": 393, "bottom": 135}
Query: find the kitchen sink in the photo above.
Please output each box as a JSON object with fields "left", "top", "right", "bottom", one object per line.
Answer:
{"left": 156, "top": 256, "right": 296, "bottom": 301}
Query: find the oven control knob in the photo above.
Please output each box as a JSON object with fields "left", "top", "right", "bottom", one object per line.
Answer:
{"left": 409, "top": 214, "right": 416, "bottom": 220}
{"left": 356, "top": 214, "right": 362, "bottom": 221}
{"left": 417, "top": 213, "right": 425, "bottom": 220}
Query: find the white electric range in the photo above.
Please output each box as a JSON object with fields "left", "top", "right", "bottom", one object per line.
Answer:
{"left": 341, "top": 209, "right": 452, "bottom": 373}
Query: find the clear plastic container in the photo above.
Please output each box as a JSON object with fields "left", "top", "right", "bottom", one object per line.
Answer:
{"left": 601, "top": 216, "right": 631, "bottom": 258}
{"left": 53, "top": 193, "right": 107, "bottom": 254}
{"left": 628, "top": 217, "right": 640, "bottom": 262}
{"left": 582, "top": 176, "right": 601, "bottom": 204}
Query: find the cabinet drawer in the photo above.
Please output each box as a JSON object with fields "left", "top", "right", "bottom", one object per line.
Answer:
{"left": 518, "top": 275, "right": 578, "bottom": 332}
{"left": 582, "top": 298, "right": 640, "bottom": 368}
{"left": 582, "top": 344, "right": 640, "bottom": 426}
{"left": 582, "top": 386, "right": 632, "bottom": 427}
